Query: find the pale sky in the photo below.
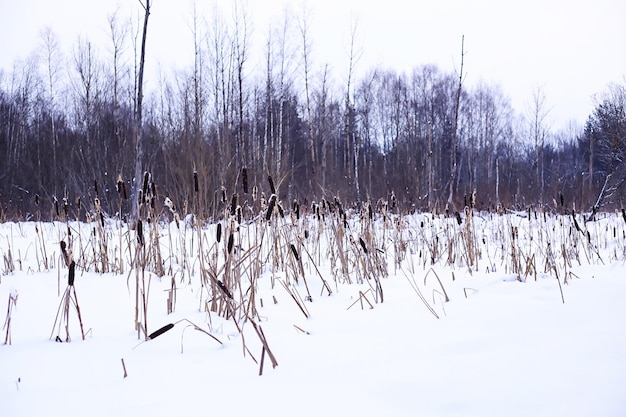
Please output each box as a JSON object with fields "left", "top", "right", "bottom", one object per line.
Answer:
{"left": 1, "top": 0, "right": 625, "bottom": 131}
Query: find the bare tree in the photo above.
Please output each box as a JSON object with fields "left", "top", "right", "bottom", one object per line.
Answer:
{"left": 232, "top": 0, "right": 250, "bottom": 170}
{"left": 447, "top": 35, "right": 465, "bottom": 209}
{"left": 132, "top": 0, "right": 151, "bottom": 220}
{"left": 585, "top": 83, "right": 626, "bottom": 216}
{"left": 39, "top": 27, "right": 62, "bottom": 192}
{"left": 528, "top": 87, "right": 550, "bottom": 207}
{"left": 296, "top": 1, "right": 318, "bottom": 197}
{"left": 344, "top": 14, "right": 363, "bottom": 202}
{"left": 107, "top": 9, "right": 130, "bottom": 178}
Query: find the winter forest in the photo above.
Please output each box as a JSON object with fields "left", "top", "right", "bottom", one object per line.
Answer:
{"left": 1, "top": 2, "right": 625, "bottom": 221}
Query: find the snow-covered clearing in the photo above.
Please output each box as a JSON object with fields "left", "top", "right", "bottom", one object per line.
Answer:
{"left": 1, "top": 210, "right": 625, "bottom": 416}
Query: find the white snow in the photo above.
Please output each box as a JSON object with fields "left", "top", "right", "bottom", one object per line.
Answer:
{"left": 1, "top": 213, "right": 625, "bottom": 416}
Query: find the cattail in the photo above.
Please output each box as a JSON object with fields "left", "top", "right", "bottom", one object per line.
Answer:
{"left": 137, "top": 220, "right": 144, "bottom": 246}
{"left": 216, "top": 222, "right": 222, "bottom": 243}
{"left": 60, "top": 241, "right": 69, "bottom": 265}
{"left": 622, "top": 208, "right": 626, "bottom": 224}
{"left": 94, "top": 179, "right": 99, "bottom": 197}
{"left": 242, "top": 168, "right": 248, "bottom": 194}
{"left": 76, "top": 197, "right": 82, "bottom": 211}
{"left": 559, "top": 192, "right": 564, "bottom": 207}
{"left": 68, "top": 261, "right": 76, "bottom": 286}
{"left": 34, "top": 193, "right": 40, "bottom": 206}
{"left": 230, "top": 193, "right": 238, "bottom": 216}
{"left": 268, "top": 175, "right": 276, "bottom": 195}
{"left": 236, "top": 206, "right": 242, "bottom": 224}
{"left": 227, "top": 232, "right": 234, "bottom": 254}
{"left": 572, "top": 210, "right": 581, "bottom": 232}
{"left": 148, "top": 323, "right": 174, "bottom": 340}
{"left": 266, "top": 194, "right": 276, "bottom": 221}
{"left": 122, "top": 181, "right": 128, "bottom": 200}
{"left": 54, "top": 197, "right": 60, "bottom": 217}
{"left": 100, "top": 212, "right": 105, "bottom": 228}
{"left": 277, "top": 203, "right": 284, "bottom": 218}
{"left": 217, "top": 280, "right": 233, "bottom": 299}
{"left": 252, "top": 185, "right": 258, "bottom": 202}
{"left": 193, "top": 171, "right": 199, "bottom": 193}
{"left": 290, "top": 244, "right": 299, "bottom": 261}
{"left": 293, "top": 200, "right": 300, "bottom": 220}
{"left": 359, "top": 237, "right": 368, "bottom": 254}
{"left": 63, "top": 198, "right": 69, "bottom": 217}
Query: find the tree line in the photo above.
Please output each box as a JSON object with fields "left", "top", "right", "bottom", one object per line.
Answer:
{"left": 0, "top": 5, "right": 624, "bottom": 221}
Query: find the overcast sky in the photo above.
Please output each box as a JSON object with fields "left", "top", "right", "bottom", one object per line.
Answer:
{"left": 1, "top": 0, "right": 625, "bottom": 131}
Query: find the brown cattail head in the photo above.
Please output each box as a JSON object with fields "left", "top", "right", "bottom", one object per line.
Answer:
{"left": 268, "top": 175, "right": 276, "bottom": 195}
{"left": 68, "top": 261, "right": 76, "bottom": 286}
{"left": 230, "top": 193, "right": 238, "bottom": 216}
{"left": 227, "top": 232, "right": 234, "bottom": 254}
{"left": 290, "top": 244, "right": 299, "bottom": 261}
{"left": 34, "top": 193, "right": 40, "bottom": 206}
{"left": 94, "top": 179, "right": 99, "bottom": 197}
{"left": 266, "top": 194, "right": 277, "bottom": 221}
{"left": 193, "top": 171, "right": 199, "bottom": 193}
{"left": 359, "top": 237, "right": 368, "bottom": 254}
{"left": 221, "top": 186, "right": 227, "bottom": 204}
{"left": 137, "top": 220, "right": 144, "bottom": 246}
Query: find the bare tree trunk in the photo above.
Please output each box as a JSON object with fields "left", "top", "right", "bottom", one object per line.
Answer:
{"left": 530, "top": 87, "right": 549, "bottom": 208}
{"left": 298, "top": 4, "right": 316, "bottom": 194}
{"left": 427, "top": 120, "right": 433, "bottom": 211}
{"left": 40, "top": 27, "right": 60, "bottom": 195}
{"left": 345, "top": 16, "right": 362, "bottom": 200}
{"left": 447, "top": 35, "right": 464, "bottom": 209}
{"left": 132, "top": 0, "right": 150, "bottom": 221}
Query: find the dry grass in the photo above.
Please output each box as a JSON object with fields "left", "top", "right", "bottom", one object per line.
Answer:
{"left": 14, "top": 172, "right": 626, "bottom": 373}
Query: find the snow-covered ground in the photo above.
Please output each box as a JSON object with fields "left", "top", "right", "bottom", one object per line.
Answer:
{"left": 1, "top": 211, "right": 625, "bottom": 416}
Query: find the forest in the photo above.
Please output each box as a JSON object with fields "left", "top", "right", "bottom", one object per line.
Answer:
{"left": 0, "top": 3, "right": 625, "bottom": 222}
